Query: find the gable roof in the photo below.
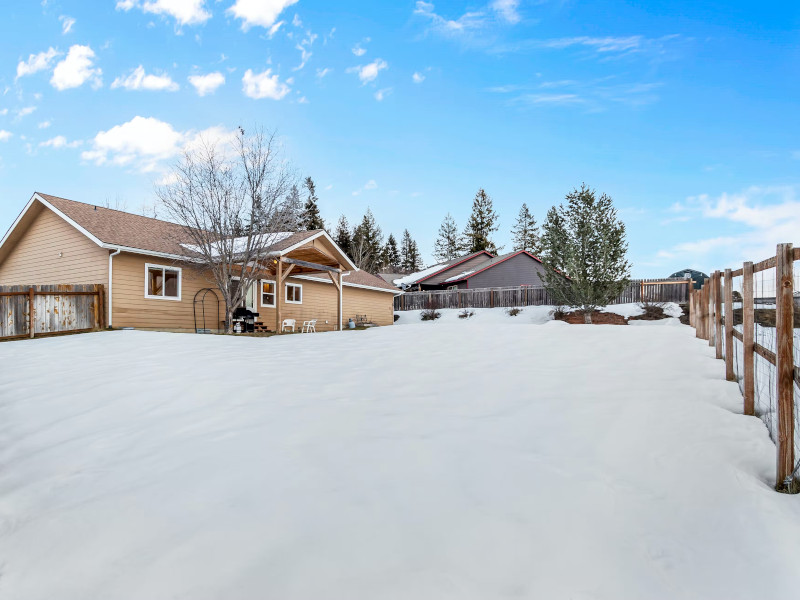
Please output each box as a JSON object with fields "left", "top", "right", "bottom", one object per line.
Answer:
{"left": 442, "top": 250, "right": 543, "bottom": 283}
{"left": 1, "top": 193, "right": 356, "bottom": 270}
{"left": 298, "top": 270, "right": 401, "bottom": 294}
{"left": 392, "top": 251, "right": 494, "bottom": 287}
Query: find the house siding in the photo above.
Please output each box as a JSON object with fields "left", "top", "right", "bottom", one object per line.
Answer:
{"left": 111, "top": 252, "right": 394, "bottom": 332}
{"left": 0, "top": 205, "right": 108, "bottom": 286}
{"left": 464, "top": 253, "right": 547, "bottom": 289}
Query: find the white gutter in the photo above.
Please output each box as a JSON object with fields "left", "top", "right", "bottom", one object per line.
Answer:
{"left": 108, "top": 247, "right": 121, "bottom": 327}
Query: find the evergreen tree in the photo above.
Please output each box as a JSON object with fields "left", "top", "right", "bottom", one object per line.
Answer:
{"left": 301, "top": 176, "right": 326, "bottom": 230}
{"left": 511, "top": 203, "right": 540, "bottom": 253}
{"left": 462, "top": 188, "right": 501, "bottom": 254}
{"left": 279, "top": 184, "right": 303, "bottom": 231}
{"left": 382, "top": 234, "right": 401, "bottom": 271}
{"left": 334, "top": 215, "right": 352, "bottom": 257}
{"left": 433, "top": 213, "right": 463, "bottom": 262}
{"left": 400, "top": 229, "right": 423, "bottom": 272}
{"left": 351, "top": 208, "right": 384, "bottom": 273}
{"left": 538, "top": 184, "right": 631, "bottom": 322}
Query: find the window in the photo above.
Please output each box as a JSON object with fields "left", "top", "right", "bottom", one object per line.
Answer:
{"left": 261, "top": 280, "right": 276, "bottom": 307}
{"left": 285, "top": 283, "right": 302, "bottom": 304}
{"left": 145, "top": 264, "right": 181, "bottom": 300}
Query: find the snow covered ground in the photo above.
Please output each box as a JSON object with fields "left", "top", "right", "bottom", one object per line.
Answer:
{"left": 2, "top": 321, "right": 800, "bottom": 599}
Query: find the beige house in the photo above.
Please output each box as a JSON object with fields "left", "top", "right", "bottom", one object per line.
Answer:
{"left": 0, "top": 193, "right": 399, "bottom": 332}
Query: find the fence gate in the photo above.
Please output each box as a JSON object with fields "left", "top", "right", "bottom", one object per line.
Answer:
{"left": 0, "top": 284, "right": 105, "bottom": 340}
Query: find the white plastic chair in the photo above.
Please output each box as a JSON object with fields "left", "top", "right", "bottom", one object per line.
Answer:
{"left": 281, "top": 318, "right": 296, "bottom": 332}
{"left": 301, "top": 319, "right": 316, "bottom": 333}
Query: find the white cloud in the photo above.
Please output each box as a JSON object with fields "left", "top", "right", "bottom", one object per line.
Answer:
{"left": 297, "top": 96, "right": 308, "bottom": 104}
{"left": 16, "top": 48, "right": 60, "bottom": 79}
{"left": 242, "top": 68, "right": 291, "bottom": 99}
{"left": 17, "top": 106, "right": 37, "bottom": 118}
{"left": 657, "top": 185, "right": 800, "bottom": 267}
{"left": 0, "top": 130, "right": 12, "bottom": 142}
{"left": 538, "top": 36, "right": 644, "bottom": 53}
{"left": 412, "top": 71, "right": 425, "bottom": 83}
{"left": 0, "top": 109, "right": 7, "bottom": 116}
{"left": 292, "top": 13, "right": 302, "bottom": 27}
{"left": 111, "top": 65, "right": 179, "bottom": 91}
{"left": 40, "top": 135, "right": 82, "bottom": 149}
{"left": 413, "top": 1, "right": 486, "bottom": 35}
{"left": 374, "top": 88, "right": 391, "bottom": 101}
{"left": 51, "top": 45, "right": 102, "bottom": 90}
{"left": 294, "top": 31, "right": 317, "bottom": 70}
{"left": 352, "top": 44, "right": 366, "bottom": 57}
{"left": 267, "top": 20, "right": 284, "bottom": 37}
{"left": 59, "top": 15, "right": 76, "bottom": 33}
{"left": 491, "top": 0, "right": 520, "bottom": 24}
{"left": 188, "top": 72, "right": 225, "bottom": 96}
{"left": 81, "top": 116, "right": 236, "bottom": 172}
{"left": 116, "top": 0, "right": 210, "bottom": 26}
{"left": 316, "top": 67, "right": 331, "bottom": 78}
{"left": 348, "top": 59, "right": 388, "bottom": 84}
{"left": 227, "top": 0, "right": 298, "bottom": 30}
{"left": 38, "top": 121, "right": 51, "bottom": 129}
{"left": 352, "top": 179, "right": 378, "bottom": 195}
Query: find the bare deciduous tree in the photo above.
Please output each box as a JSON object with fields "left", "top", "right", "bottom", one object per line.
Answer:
{"left": 157, "top": 127, "right": 295, "bottom": 333}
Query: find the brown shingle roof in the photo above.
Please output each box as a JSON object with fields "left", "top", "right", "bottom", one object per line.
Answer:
{"left": 38, "top": 193, "right": 320, "bottom": 257}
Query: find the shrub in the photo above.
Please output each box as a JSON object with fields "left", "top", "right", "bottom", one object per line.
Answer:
{"left": 421, "top": 308, "right": 441, "bottom": 321}
{"left": 458, "top": 309, "right": 475, "bottom": 319}
{"left": 551, "top": 306, "right": 568, "bottom": 321}
{"left": 506, "top": 307, "right": 523, "bottom": 317}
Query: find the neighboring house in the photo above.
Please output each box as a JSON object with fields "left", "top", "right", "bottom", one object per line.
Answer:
{"left": 393, "top": 250, "right": 548, "bottom": 291}
{"left": 0, "top": 193, "right": 399, "bottom": 332}
{"left": 668, "top": 268, "right": 709, "bottom": 290}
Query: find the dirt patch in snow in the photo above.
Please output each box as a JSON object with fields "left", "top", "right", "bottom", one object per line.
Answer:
{"left": 555, "top": 310, "right": 628, "bottom": 325}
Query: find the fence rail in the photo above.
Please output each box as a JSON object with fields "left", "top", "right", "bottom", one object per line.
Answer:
{"left": 689, "top": 244, "right": 799, "bottom": 492}
{"left": 394, "top": 278, "right": 691, "bottom": 312}
{"left": 0, "top": 284, "right": 105, "bottom": 340}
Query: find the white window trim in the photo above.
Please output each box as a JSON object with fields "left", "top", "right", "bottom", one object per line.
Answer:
{"left": 260, "top": 279, "right": 276, "bottom": 308}
{"left": 144, "top": 263, "right": 182, "bottom": 301}
{"left": 285, "top": 282, "right": 303, "bottom": 304}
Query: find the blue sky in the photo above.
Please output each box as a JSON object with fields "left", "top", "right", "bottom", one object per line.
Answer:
{"left": 1, "top": 0, "right": 798, "bottom": 277}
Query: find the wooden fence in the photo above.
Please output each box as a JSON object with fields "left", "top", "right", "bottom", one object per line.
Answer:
{"left": 689, "top": 244, "right": 799, "bottom": 492}
{"left": 0, "top": 284, "right": 105, "bottom": 340}
{"left": 394, "top": 278, "right": 691, "bottom": 311}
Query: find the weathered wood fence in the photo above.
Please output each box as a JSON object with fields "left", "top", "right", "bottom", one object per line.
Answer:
{"left": 689, "top": 244, "right": 799, "bottom": 492}
{"left": 395, "top": 278, "right": 691, "bottom": 311}
{"left": 0, "top": 284, "right": 105, "bottom": 340}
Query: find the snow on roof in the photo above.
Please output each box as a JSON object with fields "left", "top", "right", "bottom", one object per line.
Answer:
{"left": 444, "top": 270, "right": 475, "bottom": 283}
{"left": 180, "top": 232, "right": 295, "bottom": 257}
{"left": 393, "top": 262, "right": 451, "bottom": 286}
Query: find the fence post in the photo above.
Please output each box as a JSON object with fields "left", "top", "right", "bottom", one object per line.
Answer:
{"left": 28, "top": 287, "right": 35, "bottom": 339}
{"left": 714, "top": 271, "right": 724, "bottom": 358}
{"left": 742, "top": 261, "right": 755, "bottom": 416}
{"left": 775, "top": 243, "right": 795, "bottom": 491}
{"left": 490, "top": 290, "right": 494, "bottom": 308}
{"left": 707, "top": 275, "right": 715, "bottom": 347}
{"left": 724, "top": 268, "right": 735, "bottom": 380}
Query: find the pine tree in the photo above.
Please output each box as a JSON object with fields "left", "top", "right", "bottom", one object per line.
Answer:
{"left": 400, "top": 229, "right": 423, "bottom": 272}
{"left": 279, "top": 184, "right": 303, "bottom": 231}
{"left": 433, "top": 213, "right": 463, "bottom": 262}
{"left": 511, "top": 203, "right": 540, "bottom": 253}
{"left": 334, "top": 215, "right": 352, "bottom": 257}
{"left": 382, "top": 234, "right": 401, "bottom": 271}
{"left": 538, "top": 184, "right": 631, "bottom": 322}
{"left": 301, "top": 176, "right": 326, "bottom": 230}
{"left": 462, "top": 188, "right": 501, "bottom": 254}
{"left": 351, "top": 208, "right": 384, "bottom": 273}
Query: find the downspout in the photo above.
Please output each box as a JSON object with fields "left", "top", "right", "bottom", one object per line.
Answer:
{"left": 108, "top": 247, "right": 121, "bottom": 327}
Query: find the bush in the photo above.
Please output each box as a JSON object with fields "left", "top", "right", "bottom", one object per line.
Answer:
{"left": 551, "top": 306, "right": 568, "bottom": 321}
{"left": 421, "top": 308, "right": 441, "bottom": 321}
{"left": 506, "top": 307, "right": 523, "bottom": 317}
{"left": 458, "top": 309, "right": 475, "bottom": 319}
